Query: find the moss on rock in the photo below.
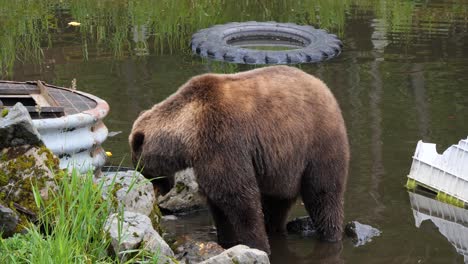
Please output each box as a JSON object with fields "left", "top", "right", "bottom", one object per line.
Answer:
{"left": 1, "top": 108, "right": 8, "bottom": 118}
{"left": 175, "top": 182, "right": 187, "bottom": 194}
{"left": 0, "top": 145, "right": 64, "bottom": 233}
{"left": 149, "top": 200, "right": 163, "bottom": 234}
{"left": 110, "top": 182, "right": 123, "bottom": 210}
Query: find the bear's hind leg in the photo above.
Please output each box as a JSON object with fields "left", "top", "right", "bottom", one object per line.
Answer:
{"left": 300, "top": 156, "right": 348, "bottom": 242}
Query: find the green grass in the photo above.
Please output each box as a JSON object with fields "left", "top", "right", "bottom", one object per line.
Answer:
{"left": 0, "top": 169, "right": 163, "bottom": 263}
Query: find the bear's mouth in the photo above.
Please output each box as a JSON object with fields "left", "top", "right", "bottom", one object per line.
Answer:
{"left": 148, "top": 174, "right": 174, "bottom": 197}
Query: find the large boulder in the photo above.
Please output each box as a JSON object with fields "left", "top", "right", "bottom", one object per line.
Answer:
{"left": 199, "top": 245, "right": 270, "bottom": 264}
{"left": 158, "top": 168, "right": 206, "bottom": 214}
{"left": 0, "top": 145, "right": 60, "bottom": 196}
{"left": 0, "top": 103, "right": 62, "bottom": 236}
{"left": 99, "top": 170, "right": 159, "bottom": 223}
{"left": 105, "top": 211, "right": 174, "bottom": 262}
{"left": 0, "top": 145, "right": 61, "bottom": 217}
{"left": 0, "top": 103, "right": 42, "bottom": 148}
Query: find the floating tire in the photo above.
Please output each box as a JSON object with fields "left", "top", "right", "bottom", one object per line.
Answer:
{"left": 191, "top": 21, "right": 343, "bottom": 65}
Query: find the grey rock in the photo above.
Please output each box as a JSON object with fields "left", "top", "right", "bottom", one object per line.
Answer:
{"left": 105, "top": 211, "right": 174, "bottom": 262}
{"left": 0, "top": 145, "right": 59, "bottom": 211}
{"left": 158, "top": 168, "right": 206, "bottom": 214}
{"left": 173, "top": 236, "right": 225, "bottom": 264}
{"left": 0, "top": 103, "right": 42, "bottom": 149}
{"left": 345, "top": 221, "right": 381, "bottom": 247}
{"left": 99, "top": 170, "right": 157, "bottom": 219}
{"left": 162, "top": 215, "right": 178, "bottom": 221}
{"left": 199, "top": 245, "right": 270, "bottom": 264}
{"left": 287, "top": 217, "right": 381, "bottom": 247}
{"left": 0, "top": 204, "right": 19, "bottom": 238}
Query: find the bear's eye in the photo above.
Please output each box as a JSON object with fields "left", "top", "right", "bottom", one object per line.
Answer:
{"left": 132, "top": 132, "right": 145, "bottom": 152}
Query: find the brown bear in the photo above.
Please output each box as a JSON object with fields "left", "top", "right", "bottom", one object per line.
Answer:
{"left": 129, "top": 65, "right": 349, "bottom": 254}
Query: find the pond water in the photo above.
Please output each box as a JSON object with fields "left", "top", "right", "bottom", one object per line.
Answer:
{"left": 2, "top": 0, "right": 468, "bottom": 263}
{"left": 227, "top": 36, "right": 306, "bottom": 51}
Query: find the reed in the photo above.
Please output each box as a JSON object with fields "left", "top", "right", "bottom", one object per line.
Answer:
{"left": 1, "top": 0, "right": 468, "bottom": 77}
{"left": 0, "top": 169, "right": 160, "bottom": 263}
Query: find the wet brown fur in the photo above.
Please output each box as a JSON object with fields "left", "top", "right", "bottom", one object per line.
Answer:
{"left": 129, "top": 65, "right": 349, "bottom": 254}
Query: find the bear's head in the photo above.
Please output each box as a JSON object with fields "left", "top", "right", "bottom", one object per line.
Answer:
{"left": 129, "top": 106, "right": 193, "bottom": 195}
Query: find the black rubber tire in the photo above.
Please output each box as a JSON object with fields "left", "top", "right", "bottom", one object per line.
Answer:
{"left": 191, "top": 21, "right": 342, "bottom": 65}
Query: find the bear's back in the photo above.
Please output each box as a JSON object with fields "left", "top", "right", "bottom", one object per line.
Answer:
{"left": 181, "top": 66, "right": 338, "bottom": 116}
{"left": 176, "top": 66, "right": 346, "bottom": 196}
{"left": 181, "top": 66, "right": 342, "bottom": 129}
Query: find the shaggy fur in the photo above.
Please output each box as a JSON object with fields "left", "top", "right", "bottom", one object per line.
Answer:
{"left": 129, "top": 66, "right": 349, "bottom": 254}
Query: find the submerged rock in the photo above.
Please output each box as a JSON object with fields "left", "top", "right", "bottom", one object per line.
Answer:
{"left": 287, "top": 216, "right": 381, "bottom": 247}
{"left": 162, "top": 215, "right": 178, "bottom": 221}
{"left": 0, "top": 204, "right": 19, "bottom": 238}
{"left": 345, "top": 221, "right": 381, "bottom": 247}
{"left": 286, "top": 216, "right": 316, "bottom": 236}
{"left": 158, "top": 168, "right": 206, "bottom": 214}
{"left": 199, "top": 245, "right": 270, "bottom": 264}
{"left": 105, "top": 211, "right": 175, "bottom": 262}
{"left": 173, "top": 236, "right": 225, "bottom": 264}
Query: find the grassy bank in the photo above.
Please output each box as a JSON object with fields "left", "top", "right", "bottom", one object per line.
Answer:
{"left": 0, "top": 169, "right": 160, "bottom": 263}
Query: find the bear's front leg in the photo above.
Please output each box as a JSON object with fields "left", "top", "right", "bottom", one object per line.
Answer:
{"left": 195, "top": 161, "right": 271, "bottom": 254}
{"left": 210, "top": 192, "right": 270, "bottom": 253}
{"left": 207, "top": 199, "right": 238, "bottom": 248}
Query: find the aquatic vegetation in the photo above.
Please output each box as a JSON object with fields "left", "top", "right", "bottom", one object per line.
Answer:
{"left": 0, "top": 0, "right": 467, "bottom": 76}
{"left": 0, "top": 0, "right": 51, "bottom": 77}
{"left": 0, "top": 0, "right": 353, "bottom": 76}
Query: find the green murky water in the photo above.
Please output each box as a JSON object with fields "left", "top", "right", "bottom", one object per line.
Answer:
{"left": 2, "top": 0, "right": 468, "bottom": 263}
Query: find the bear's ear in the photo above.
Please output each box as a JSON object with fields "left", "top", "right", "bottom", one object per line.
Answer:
{"left": 131, "top": 131, "right": 145, "bottom": 152}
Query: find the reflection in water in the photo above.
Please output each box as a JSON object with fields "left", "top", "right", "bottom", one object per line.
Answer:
{"left": 162, "top": 210, "right": 217, "bottom": 242}
{"left": 2, "top": 0, "right": 468, "bottom": 77}
{"left": 409, "top": 192, "right": 468, "bottom": 263}
{"left": 368, "top": 58, "right": 386, "bottom": 220}
{"left": 0, "top": 0, "right": 352, "bottom": 77}
{"left": 368, "top": 16, "right": 387, "bottom": 219}
{"left": 270, "top": 238, "right": 343, "bottom": 264}
{"left": 163, "top": 210, "right": 345, "bottom": 264}
{"left": 411, "top": 64, "right": 430, "bottom": 140}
